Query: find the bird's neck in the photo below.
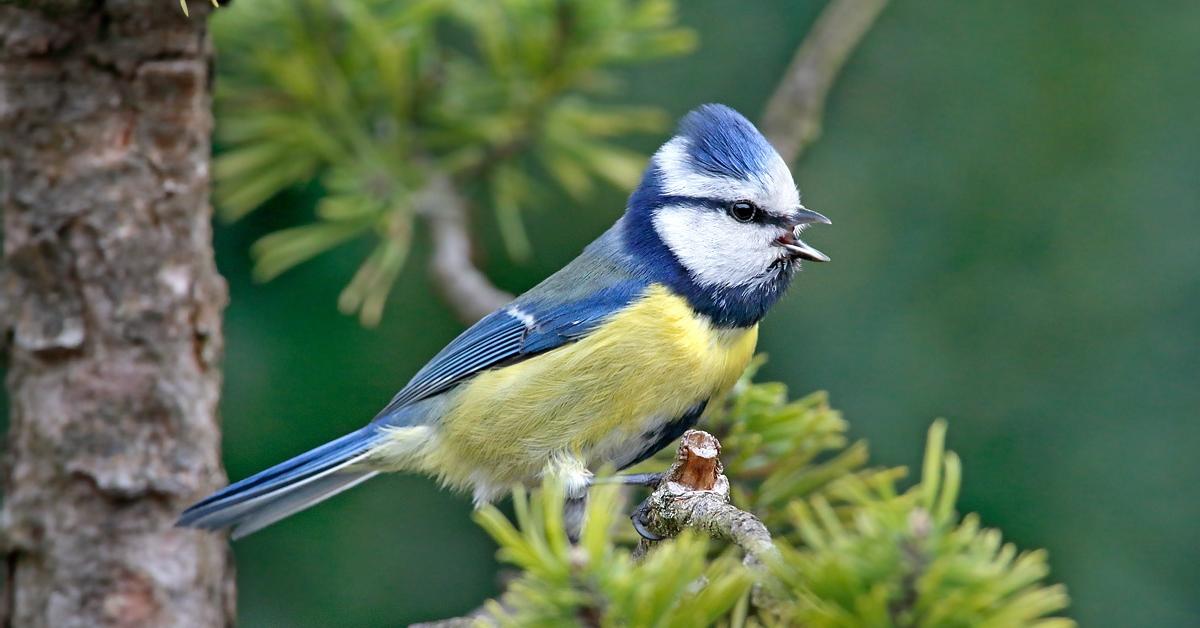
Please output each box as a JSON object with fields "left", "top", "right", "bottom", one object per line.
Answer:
{"left": 618, "top": 209, "right": 795, "bottom": 329}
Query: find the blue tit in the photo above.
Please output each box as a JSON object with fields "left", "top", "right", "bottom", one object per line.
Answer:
{"left": 178, "top": 103, "right": 830, "bottom": 539}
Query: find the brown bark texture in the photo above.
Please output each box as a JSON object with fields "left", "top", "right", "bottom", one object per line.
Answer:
{"left": 633, "top": 431, "right": 776, "bottom": 566}
{"left": 0, "top": 2, "right": 233, "bottom": 627}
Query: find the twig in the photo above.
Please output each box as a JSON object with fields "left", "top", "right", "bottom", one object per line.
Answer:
{"left": 417, "top": 173, "right": 514, "bottom": 324}
{"left": 417, "top": 0, "right": 887, "bottom": 323}
{"left": 760, "top": 0, "right": 890, "bottom": 163}
{"left": 633, "top": 431, "right": 777, "bottom": 566}
{"left": 411, "top": 613, "right": 489, "bottom": 628}
{"left": 415, "top": 6, "right": 580, "bottom": 325}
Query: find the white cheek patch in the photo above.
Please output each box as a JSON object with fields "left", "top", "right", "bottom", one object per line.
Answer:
{"left": 654, "top": 138, "right": 801, "bottom": 213}
{"left": 653, "top": 204, "right": 784, "bottom": 288}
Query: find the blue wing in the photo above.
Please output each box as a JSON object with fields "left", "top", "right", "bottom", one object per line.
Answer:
{"left": 373, "top": 280, "right": 647, "bottom": 421}
{"left": 373, "top": 220, "right": 651, "bottom": 420}
{"left": 379, "top": 309, "right": 529, "bottom": 411}
{"left": 373, "top": 222, "right": 648, "bottom": 421}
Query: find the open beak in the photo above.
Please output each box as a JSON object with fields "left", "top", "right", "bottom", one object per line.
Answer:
{"left": 777, "top": 206, "right": 831, "bottom": 262}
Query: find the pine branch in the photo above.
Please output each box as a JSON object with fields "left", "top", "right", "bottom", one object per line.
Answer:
{"left": 410, "top": 613, "right": 488, "bottom": 628}
{"left": 214, "top": 0, "right": 692, "bottom": 326}
{"left": 418, "top": 0, "right": 890, "bottom": 324}
{"left": 760, "top": 0, "right": 890, "bottom": 162}
{"left": 413, "top": 381, "right": 1073, "bottom": 626}
{"left": 418, "top": 173, "right": 514, "bottom": 324}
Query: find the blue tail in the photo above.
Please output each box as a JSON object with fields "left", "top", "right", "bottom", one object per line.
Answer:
{"left": 178, "top": 426, "right": 383, "bottom": 539}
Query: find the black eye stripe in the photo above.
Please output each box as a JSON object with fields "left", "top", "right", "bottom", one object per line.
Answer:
{"left": 657, "top": 195, "right": 793, "bottom": 227}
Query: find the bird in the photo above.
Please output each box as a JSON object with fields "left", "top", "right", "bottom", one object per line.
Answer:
{"left": 177, "top": 103, "right": 831, "bottom": 540}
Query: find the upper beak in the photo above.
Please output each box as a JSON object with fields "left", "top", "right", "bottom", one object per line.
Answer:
{"left": 777, "top": 206, "right": 831, "bottom": 262}
{"left": 795, "top": 206, "right": 832, "bottom": 226}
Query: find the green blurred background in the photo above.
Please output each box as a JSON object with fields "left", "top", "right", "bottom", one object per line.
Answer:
{"left": 7, "top": 0, "right": 1200, "bottom": 625}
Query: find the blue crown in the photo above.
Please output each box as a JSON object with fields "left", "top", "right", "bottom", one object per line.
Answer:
{"left": 675, "top": 104, "right": 776, "bottom": 180}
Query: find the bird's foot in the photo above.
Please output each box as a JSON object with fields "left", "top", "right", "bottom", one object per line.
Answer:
{"left": 630, "top": 495, "right": 664, "bottom": 541}
{"left": 583, "top": 471, "right": 666, "bottom": 539}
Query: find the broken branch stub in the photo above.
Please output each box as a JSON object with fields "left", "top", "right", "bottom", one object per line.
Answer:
{"left": 636, "top": 430, "right": 777, "bottom": 566}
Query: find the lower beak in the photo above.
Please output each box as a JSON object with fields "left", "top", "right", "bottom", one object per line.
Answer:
{"left": 779, "top": 234, "right": 830, "bottom": 262}
{"left": 778, "top": 206, "right": 831, "bottom": 262}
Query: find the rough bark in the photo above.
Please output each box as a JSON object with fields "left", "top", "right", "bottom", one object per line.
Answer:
{"left": 0, "top": 2, "right": 233, "bottom": 627}
{"left": 633, "top": 431, "right": 776, "bottom": 566}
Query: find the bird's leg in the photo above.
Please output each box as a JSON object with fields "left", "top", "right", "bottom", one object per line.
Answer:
{"left": 583, "top": 472, "right": 667, "bottom": 540}
{"left": 597, "top": 472, "right": 664, "bottom": 487}
{"left": 543, "top": 454, "right": 593, "bottom": 543}
{"left": 628, "top": 473, "right": 668, "bottom": 541}
{"left": 562, "top": 470, "right": 678, "bottom": 542}
{"left": 563, "top": 493, "right": 587, "bottom": 544}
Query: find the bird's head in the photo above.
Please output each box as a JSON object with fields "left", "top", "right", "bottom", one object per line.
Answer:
{"left": 627, "top": 104, "right": 829, "bottom": 294}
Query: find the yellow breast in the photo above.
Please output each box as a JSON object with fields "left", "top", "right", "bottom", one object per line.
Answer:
{"left": 423, "top": 285, "right": 758, "bottom": 490}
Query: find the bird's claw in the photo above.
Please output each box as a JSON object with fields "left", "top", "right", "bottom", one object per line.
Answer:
{"left": 630, "top": 497, "right": 663, "bottom": 541}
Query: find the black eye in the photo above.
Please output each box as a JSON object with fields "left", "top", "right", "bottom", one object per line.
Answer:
{"left": 728, "top": 200, "right": 758, "bottom": 223}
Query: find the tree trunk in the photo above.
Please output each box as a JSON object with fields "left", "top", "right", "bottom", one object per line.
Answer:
{"left": 0, "top": 2, "right": 233, "bottom": 627}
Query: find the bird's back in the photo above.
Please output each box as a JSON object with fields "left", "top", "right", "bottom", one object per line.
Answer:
{"left": 416, "top": 224, "right": 748, "bottom": 481}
